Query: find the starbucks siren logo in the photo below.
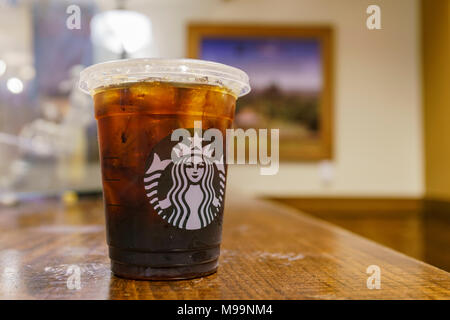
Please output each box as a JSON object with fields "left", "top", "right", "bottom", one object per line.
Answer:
{"left": 143, "top": 132, "right": 226, "bottom": 230}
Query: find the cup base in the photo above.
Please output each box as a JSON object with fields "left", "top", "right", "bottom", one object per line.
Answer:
{"left": 108, "top": 244, "right": 220, "bottom": 280}
{"left": 110, "top": 259, "right": 219, "bottom": 281}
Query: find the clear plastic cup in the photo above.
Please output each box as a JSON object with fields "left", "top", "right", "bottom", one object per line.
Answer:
{"left": 79, "top": 58, "right": 250, "bottom": 280}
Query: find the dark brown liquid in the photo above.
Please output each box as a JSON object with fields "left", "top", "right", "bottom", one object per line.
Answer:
{"left": 93, "top": 81, "right": 236, "bottom": 280}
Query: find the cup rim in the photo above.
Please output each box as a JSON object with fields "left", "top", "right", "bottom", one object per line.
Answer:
{"left": 78, "top": 58, "right": 251, "bottom": 97}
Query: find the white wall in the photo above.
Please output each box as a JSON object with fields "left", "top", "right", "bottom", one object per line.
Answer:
{"left": 103, "top": 0, "right": 424, "bottom": 197}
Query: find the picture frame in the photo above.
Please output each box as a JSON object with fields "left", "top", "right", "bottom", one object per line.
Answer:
{"left": 187, "top": 24, "right": 333, "bottom": 161}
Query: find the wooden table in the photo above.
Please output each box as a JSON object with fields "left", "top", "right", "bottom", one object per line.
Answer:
{"left": 0, "top": 194, "right": 449, "bottom": 299}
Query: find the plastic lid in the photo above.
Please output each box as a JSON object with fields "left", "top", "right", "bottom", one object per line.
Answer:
{"left": 79, "top": 58, "right": 251, "bottom": 97}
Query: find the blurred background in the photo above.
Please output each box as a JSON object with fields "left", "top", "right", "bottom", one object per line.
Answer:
{"left": 0, "top": 0, "right": 449, "bottom": 271}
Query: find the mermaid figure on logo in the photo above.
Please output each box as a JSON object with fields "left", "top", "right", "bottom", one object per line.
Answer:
{"left": 144, "top": 133, "right": 226, "bottom": 230}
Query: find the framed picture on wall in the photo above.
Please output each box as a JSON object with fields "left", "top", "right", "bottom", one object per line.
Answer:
{"left": 187, "top": 24, "right": 333, "bottom": 161}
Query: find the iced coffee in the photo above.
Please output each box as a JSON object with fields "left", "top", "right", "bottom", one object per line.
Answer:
{"left": 79, "top": 59, "right": 250, "bottom": 280}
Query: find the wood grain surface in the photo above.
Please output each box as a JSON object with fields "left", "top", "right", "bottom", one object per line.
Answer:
{"left": 0, "top": 194, "right": 449, "bottom": 300}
